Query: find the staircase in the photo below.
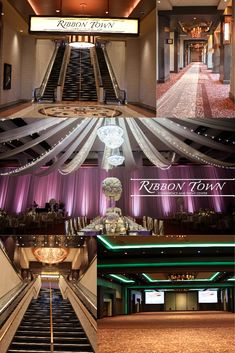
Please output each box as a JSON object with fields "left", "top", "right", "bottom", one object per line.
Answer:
{"left": 95, "top": 47, "right": 119, "bottom": 103}
{"left": 7, "top": 288, "right": 94, "bottom": 353}
{"left": 62, "top": 49, "right": 97, "bottom": 101}
{"left": 41, "top": 45, "right": 66, "bottom": 101}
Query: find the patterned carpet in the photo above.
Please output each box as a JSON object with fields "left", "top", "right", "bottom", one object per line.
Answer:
{"left": 98, "top": 312, "right": 235, "bottom": 353}
{"left": 157, "top": 63, "right": 235, "bottom": 118}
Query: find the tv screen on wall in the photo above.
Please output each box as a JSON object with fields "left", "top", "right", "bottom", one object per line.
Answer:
{"left": 198, "top": 290, "right": 218, "bottom": 303}
{"left": 145, "top": 291, "right": 164, "bottom": 304}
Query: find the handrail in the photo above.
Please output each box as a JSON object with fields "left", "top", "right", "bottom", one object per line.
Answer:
{"left": 34, "top": 42, "right": 59, "bottom": 101}
{"left": 102, "top": 45, "right": 127, "bottom": 104}
{"left": 0, "top": 241, "right": 22, "bottom": 281}
{"left": 0, "top": 277, "right": 41, "bottom": 345}
{"left": 0, "top": 282, "right": 28, "bottom": 314}
{"left": 64, "top": 277, "right": 96, "bottom": 319}
{"left": 58, "top": 44, "right": 71, "bottom": 92}
{"left": 90, "top": 47, "right": 103, "bottom": 93}
{"left": 0, "top": 279, "right": 34, "bottom": 329}
{"left": 49, "top": 283, "right": 54, "bottom": 353}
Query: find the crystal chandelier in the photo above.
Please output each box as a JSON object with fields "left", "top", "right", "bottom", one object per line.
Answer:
{"left": 97, "top": 121, "right": 124, "bottom": 149}
{"left": 190, "top": 26, "right": 202, "bottom": 38}
{"left": 33, "top": 247, "right": 69, "bottom": 264}
{"left": 108, "top": 148, "right": 125, "bottom": 166}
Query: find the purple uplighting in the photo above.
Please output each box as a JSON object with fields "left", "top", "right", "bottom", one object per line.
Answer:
{"left": 0, "top": 166, "right": 234, "bottom": 218}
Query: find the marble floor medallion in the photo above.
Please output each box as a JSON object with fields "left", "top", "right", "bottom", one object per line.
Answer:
{"left": 38, "top": 105, "right": 123, "bottom": 118}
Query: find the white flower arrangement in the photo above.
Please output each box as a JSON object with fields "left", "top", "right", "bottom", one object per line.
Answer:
{"left": 102, "top": 177, "right": 122, "bottom": 201}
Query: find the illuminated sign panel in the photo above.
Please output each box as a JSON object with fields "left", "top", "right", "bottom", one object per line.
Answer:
{"left": 29, "top": 17, "right": 139, "bottom": 35}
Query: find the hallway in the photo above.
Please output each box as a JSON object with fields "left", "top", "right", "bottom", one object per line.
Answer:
{"left": 157, "top": 63, "right": 235, "bottom": 118}
{"left": 98, "top": 311, "right": 235, "bottom": 353}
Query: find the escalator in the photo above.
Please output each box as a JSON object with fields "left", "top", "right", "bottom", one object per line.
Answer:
{"left": 7, "top": 288, "right": 94, "bottom": 353}
{"left": 41, "top": 45, "right": 66, "bottom": 101}
{"left": 62, "top": 49, "right": 97, "bottom": 101}
{"left": 95, "top": 46, "right": 119, "bottom": 104}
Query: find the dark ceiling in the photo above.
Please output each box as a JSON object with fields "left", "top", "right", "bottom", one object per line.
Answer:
{"left": 7, "top": 0, "right": 156, "bottom": 22}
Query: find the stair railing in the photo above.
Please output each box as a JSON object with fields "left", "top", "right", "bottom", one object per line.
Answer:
{"left": 49, "top": 282, "right": 54, "bottom": 353}
{"left": 102, "top": 44, "right": 127, "bottom": 104}
{"left": 57, "top": 44, "right": 71, "bottom": 102}
{"left": 34, "top": 42, "right": 60, "bottom": 102}
{"left": 90, "top": 47, "right": 104, "bottom": 102}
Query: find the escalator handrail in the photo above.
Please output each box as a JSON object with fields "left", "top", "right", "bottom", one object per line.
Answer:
{"left": 0, "top": 240, "right": 22, "bottom": 281}
{"left": 58, "top": 44, "right": 71, "bottom": 91}
{"left": 63, "top": 277, "right": 97, "bottom": 319}
{"left": 0, "top": 279, "right": 35, "bottom": 328}
{"left": 35, "top": 42, "right": 59, "bottom": 100}
{"left": 102, "top": 45, "right": 127, "bottom": 103}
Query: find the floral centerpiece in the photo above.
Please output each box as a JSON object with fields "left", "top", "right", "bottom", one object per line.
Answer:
{"left": 102, "top": 177, "right": 122, "bottom": 201}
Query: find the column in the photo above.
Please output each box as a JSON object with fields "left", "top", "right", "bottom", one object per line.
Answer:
{"left": 174, "top": 31, "right": 180, "bottom": 72}
{"left": 158, "top": 15, "right": 170, "bottom": 82}
{"left": 97, "top": 285, "right": 104, "bottom": 319}
{"left": 207, "top": 35, "right": 213, "bottom": 69}
{"left": 219, "top": 16, "right": 232, "bottom": 84}
{"left": 229, "top": 0, "right": 235, "bottom": 100}
{"left": 212, "top": 28, "right": 220, "bottom": 73}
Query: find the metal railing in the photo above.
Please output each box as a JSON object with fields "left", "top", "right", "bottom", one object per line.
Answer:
{"left": 64, "top": 278, "right": 97, "bottom": 319}
{"left": 49, "top": 283, "right": 54, "bottom": 353}
{"left": 57, "top": 44, "right": 71, "bottom": 101}
{"left": 0, "top": 280, "right": 34, "bottom": 328}
{"left": 102, "top": 45, "right": 126, "bottom": 104}
{"left": 34, "top": 43, "right": 59, "bottom": 102}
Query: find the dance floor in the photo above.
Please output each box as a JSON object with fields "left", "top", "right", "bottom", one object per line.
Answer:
{"left": 157, "top": 63, "right": 235, "bottom": 118}
{"left": 0, "top": 101, "right": 155, "bottom": 118}
{"left": 98, "top": 312, "right": 235, "bottom": 353}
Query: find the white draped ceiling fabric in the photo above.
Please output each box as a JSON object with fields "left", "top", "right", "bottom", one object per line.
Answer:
{"left": 0, "top": 118, "right": 234, "bottom": 176}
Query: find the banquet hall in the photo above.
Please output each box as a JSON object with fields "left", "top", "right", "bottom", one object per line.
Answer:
{"left": 0, "top": 117, "right": 234, "bottom": 236}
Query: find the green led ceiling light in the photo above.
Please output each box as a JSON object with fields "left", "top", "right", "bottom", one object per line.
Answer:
{"left": 142, "top": 272, "right": 220, "bottom": 282}
{"left": 98, "top": 261, "right": 235, "bottom": 269}
{"left": 227, "top": 277, "right": 235, "bottom": 281}
{"left": 97, "top": 235, "right": 234, "bottom": 250}
{"left": 109, "top": 274, "right": 135, "bottom": 283}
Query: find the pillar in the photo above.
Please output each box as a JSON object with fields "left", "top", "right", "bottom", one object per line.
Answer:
{"left": 219, "top": 17, "right": 232, "bottom": 84}
{"left": 229, "top": 0, "right": 235, "bottom": 100}
{"left": 97, "top": 285, "right": 104, "bottom": 319}
{"left": 212, "top": 28, "right": 220, "bottom": 73}
{"left": 207, "top": 35, "right": 213, "bottom": 69}
{"left": 158, "top": 15, "right": 170, "bottom": 82}
{"left": 174, "top": 31, "right": 180, "bottom": 72}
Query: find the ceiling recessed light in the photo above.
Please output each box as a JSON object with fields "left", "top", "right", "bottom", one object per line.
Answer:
{"left": 1, "top": 12, "right": 4, "bottom": 16}
{"left": 157, "top": 1, "right": 161, "bottom": 3}
{"left": 194, "top": 17, "right": 197, "bottom": 20}
{"left": 20, "top": 30, "right": 23, "bottom": 33}
{"left": 105, "top": 11, "right": 109, "bottom": 14}
{"left": 56, "top": 9, "right": 60, "bottom": 13}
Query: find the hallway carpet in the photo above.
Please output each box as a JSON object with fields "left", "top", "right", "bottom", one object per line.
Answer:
{"left": 98, "top": 311, "right": 235, "bottom": 353}
{"left": 157, "top": 63, "right": 235, "bottom": 118}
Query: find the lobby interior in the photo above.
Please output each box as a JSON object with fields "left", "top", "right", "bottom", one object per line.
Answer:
{"left": 97, "top": 235, "right": 235, "bottom": 353}
{"left": 156, "top": 0, "right": 235, "bottom": 118}
{"left": 0, "top": 0, "right": 156, "bottom": 118}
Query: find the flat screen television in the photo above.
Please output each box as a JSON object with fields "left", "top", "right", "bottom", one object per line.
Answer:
{"left": 198, "top": 290, "right": 218, "bottom": 303}
{"left": 145, "top": 290, "right": 164, "bottom": 304}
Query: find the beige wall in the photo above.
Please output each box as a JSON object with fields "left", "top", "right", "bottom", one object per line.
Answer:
{"left": 139, "top": 9, "right": 156, "bottom": 109}
{"left": 79, "top": 257, "right": 97, "bottom": 296}
{"left": 35, "top": 39, "right": 55, "bottom": 88}
{"left": 0, "top": 248, "right": 22, "bottom": 299}
{"left": 106, "top": 41, "right": 126, "bottom": 90}
{"left": 1, "top": 22, "right": 22, "bottom": 105}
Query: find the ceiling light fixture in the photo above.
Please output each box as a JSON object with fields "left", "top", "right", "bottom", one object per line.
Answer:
{"left": 68, "top": 35, "right": 95, "bottom": 49}
{"left": 107, "top": 148, "right": 125, "bottom": 166}
{"left": 97, "top": 121, "right": 124, "bottom": 149}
